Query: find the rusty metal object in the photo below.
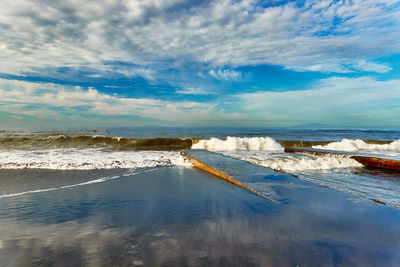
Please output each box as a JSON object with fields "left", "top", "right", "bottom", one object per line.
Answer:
{"left": 285, "top": 147, "right": 400, "bottom": 172}
{"left": 284, "top": 147, "right": 341, "bottom": 157}
{"left": 350, "top": 156, "right": 400, "bottom": 171}
{"left": 181, "top": 151, "right": 278, "bottom": 203}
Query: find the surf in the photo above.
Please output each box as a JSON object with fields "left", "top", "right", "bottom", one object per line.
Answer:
{"left": 0, "top": 135, "right": 198, "bottom": 151}
{"left": 313, "top": 138, "right": 400, "bottom": 152}
{"left": 0, "top": 149, "right": 191, "bottom": 170}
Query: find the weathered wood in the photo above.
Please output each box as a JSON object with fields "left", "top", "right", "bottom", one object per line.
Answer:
{"left": 180, "top": 151, "right": 278, "bottom": 203}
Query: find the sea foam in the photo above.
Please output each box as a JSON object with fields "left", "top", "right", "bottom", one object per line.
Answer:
{"left": 221, "top": 151, "right": 362, "bottom": 172}
{"left": 192, "top": 137, "right": 363, "bottom": 171}
{"left": 0, "top": 168, "right": 160, "bottom": 199}
{"left": 0, "top": 149, "right": 191, "bottom": 170}
{"left": 192, "top": 136, "right": 283, "bottom": 151}
{"left": 313, "top": 139, "right": 400, "bottom": 152}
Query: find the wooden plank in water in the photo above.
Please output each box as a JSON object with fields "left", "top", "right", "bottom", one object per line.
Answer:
{"left": 180, "top": 151, "right": 278, "bottom": 203}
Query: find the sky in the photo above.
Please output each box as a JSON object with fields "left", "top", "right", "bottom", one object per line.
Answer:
{"left": 0, "top": 0, "right": 400, "bottom": 128}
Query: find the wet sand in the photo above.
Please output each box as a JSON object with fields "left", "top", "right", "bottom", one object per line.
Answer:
{"left": 0, "top": 166, "right": 400, "bottom": 266}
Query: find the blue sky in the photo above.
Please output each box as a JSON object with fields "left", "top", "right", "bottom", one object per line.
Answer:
{"left": 0, "top": 0, "right": 400, "bottom": 128}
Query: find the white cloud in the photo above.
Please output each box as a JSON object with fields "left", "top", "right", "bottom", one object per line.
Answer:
{"left": 86, "top": 74, "right": 102, "bottom": 78}
{"left": 287, "top": 63, "right": 353, "bottom": 73}
{"left": 235, "top": 76, "right": 400, "bottom": 126}
{"left": 1, "top": 76, "right": 399, "bottom": 127}
{"left": 0, "top": 0, "right": 398, "bottom": 76}
{"left": 0, "top": 78, "right": 236, "bottom": 125}
{"left": 175, "top": 86, "right": 210, "bottom": 95}
{"left": 0, "top": 104, "right": 60, "bottom": 119}
{"left": 209, "top": 69, "right": 245, "bottom": 81}
{"left": 352, "top": 60, "right": 392, "bottom": 73}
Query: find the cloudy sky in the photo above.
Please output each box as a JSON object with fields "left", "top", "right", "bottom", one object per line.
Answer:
{"left": 0, "top": 0, "right": 399, "bottom": 128}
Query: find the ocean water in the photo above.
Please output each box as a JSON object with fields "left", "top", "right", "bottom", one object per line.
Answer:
{"left": 1, "top": 127, "right": 400, "bottom": 265}
{"left": 0, "top": 127, "right": 400, "bottom": 208}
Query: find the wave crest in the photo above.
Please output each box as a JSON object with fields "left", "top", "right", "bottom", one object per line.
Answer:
{"left": 257, "top": 155, "right": 362, "bottom": 172}
{"left": 192, "top": 136, "right": 283, "bottom": 151}
{"left": 221, "top": 151, "right": 362, "bottom": 172}
{"left": 313, "top": 139, "right": 400, "bottom": 152}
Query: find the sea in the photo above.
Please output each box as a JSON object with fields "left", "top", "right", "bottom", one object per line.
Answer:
{"left": 1, "top": 126, "right": 400, "bottom": 208}
{"left": 1, "top": 127, "right": 400, "bottom": 265}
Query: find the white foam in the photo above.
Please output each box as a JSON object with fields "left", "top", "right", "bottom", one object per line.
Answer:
{"left": 192, "top": 136, "right": 283, "bottom": 151}
{"left": 0, "top": 168, "right": 158, "bottom": 199}
{"left": 0, "top": 176, "right": 119, "bottom": 199}
{"left": 313, "top": 139, "right": 400, "bottom": 152}
{"left": 0, "top": 149, "right": 192, "bottom": 170}
{"left": 221, "top": 151, "right": 362, "bottom": 172}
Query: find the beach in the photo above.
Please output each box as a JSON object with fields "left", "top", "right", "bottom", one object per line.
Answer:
{"left": 1, "top": 165, "right": 400, "bottom": 266}
{"left": 2, "top": 0, "right": 400, "bottom": 265}
{"left": 1, "top": 128, "right": 400, "bottom": 266}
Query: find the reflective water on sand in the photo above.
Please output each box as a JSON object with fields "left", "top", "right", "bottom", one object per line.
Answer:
{"left": 0, "top": 167, "right": 399, "bottom": 266}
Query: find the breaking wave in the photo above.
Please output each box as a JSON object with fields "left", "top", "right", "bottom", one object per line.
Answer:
{"left": 220, "top": 151, "right": 362, "bottom": 172}
{"left": 0, "top": 134, "right": 394, "bottom": 151}
{"left": 191, "top": 136, "right": 395, "bottom": 171}
{"left": 1, "top": 134, "right": 398, "bottom": 171}
{"left": 313, "top": 139, "right": 400, "bottom": 152}
{"left": 0, "top": 149, "right": 191, "bottom": 170}
{"left": 0, "top": 135, "right": 197, "bottom": 151}
{"left": 192, "top": 137, "right": 284, "bottom": 151}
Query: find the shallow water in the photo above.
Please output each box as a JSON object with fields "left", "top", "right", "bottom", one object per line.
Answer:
{"left": 217, "top": 150, "right": 400, "bottom": 209}
{"left": 1, "top": 166, "right": 399, "bottom": 266}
